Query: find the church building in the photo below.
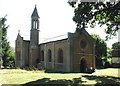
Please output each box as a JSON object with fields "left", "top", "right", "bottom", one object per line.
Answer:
{"left": 15, "top": 6, "right": 96, "bottom": 73}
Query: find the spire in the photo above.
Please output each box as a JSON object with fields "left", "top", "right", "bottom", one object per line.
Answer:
{"left": 31, "top": 5, "right": 39, "bottom": 18}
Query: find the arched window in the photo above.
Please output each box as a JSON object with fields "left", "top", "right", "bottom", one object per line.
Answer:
{"left": 58, "top": 48, "right": 63, "bottom": 63}
{"left": 48, "top": 49, "right": 52, "bottom": 62}
{"left": 41, "top": 50, "right": 44, "bottom": 61}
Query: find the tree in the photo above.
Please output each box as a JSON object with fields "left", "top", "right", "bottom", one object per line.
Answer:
{"left": 106, "top": 47, "right": 112, "bottom": 60}
{"left": 112, "top": 42, "right": 120, "bottom": 49}
{"left": 0, "top": 18, "right": 2, "bottom": 68}
{"left": 0, "top": 17, "right": 15, "bottom": 68}
{"left": 68, "top": 0, "right": 120, "bottom": 40}
{"left": 91, "top": 34, "right": 107, "bottom": 67}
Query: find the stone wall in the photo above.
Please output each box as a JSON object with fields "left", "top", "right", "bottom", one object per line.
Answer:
{"left": 23, "top": 40, "right": 30, "bottom": 66}
{"left": 70, "top": 30, "right": 95, "bottom": 72}
{"left": 40, "top": 39, "right": 68, "bottom": 72}
{"left": 15, "top": 34, "right": 23, "bottom": 67}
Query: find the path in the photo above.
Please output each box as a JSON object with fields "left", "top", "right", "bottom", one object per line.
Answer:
{"left": 92, "top": 68, "right": 120, "bottom": 77}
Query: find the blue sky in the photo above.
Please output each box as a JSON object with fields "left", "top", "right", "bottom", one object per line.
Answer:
{"left": 0, "top": 0, "right": 119, "bottom": 48}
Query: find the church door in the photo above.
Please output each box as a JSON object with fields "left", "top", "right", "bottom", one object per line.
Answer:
{"left": 80, "top": 58, "right": 87, "bottom": 73}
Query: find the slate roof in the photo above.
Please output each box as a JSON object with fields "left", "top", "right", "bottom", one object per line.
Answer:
{"left": 31, "top": 5, "right": 39, "bottom": 18}
{"left": 41, "top": 34, "right": 68, "bottom": 44}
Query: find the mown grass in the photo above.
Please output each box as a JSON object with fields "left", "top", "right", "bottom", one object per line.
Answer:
{"left": 0, "top": 68, "right": 120, "bottom": 85}
{"left": 0, "top": 69, "right": 83, "bottom": 84}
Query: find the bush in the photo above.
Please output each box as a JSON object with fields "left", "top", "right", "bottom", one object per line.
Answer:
{"left": 104, "top": 61, "right": 111, "bottom": 68}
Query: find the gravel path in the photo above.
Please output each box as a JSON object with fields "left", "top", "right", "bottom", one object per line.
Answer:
{"left": 92, "top": 68, "right": 120, "bottom": 77}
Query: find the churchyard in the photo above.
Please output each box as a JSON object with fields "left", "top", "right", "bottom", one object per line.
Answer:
{"left": 0, "top": 68, "right": 120, "bottom": 85}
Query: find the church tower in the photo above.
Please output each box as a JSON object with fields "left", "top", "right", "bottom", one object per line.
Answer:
{"left": 29, "top": 5, "right": 40, "bottom": 66}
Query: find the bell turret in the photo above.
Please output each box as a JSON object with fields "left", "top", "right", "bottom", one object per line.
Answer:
{"left": 31, "top": 5, "right": 40, "bottom": 29}
{"left": 29, "top": 5, "right": 40, "bottom": 66}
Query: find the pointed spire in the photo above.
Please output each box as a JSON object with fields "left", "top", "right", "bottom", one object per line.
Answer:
{"left": 31, "top": 5, "right": 39, "bottom": 18}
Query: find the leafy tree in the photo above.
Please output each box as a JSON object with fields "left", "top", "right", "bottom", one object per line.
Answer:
{"left": 107, "top": 47, "right": 112, "bottom": 58}
{"left": 68, "top": 0, "right": 120, "bottom": 40}
{"left": 112, "top": 42, "right": 120, "bottom": 49}
{"left": 0, "top": 17, "right": 15, "bottom": 68}
{"left": 91, "top": 34, "right": 107, "bottom": 67}
{"left": 104, "top": 47, "right": 112, "bottom": 67}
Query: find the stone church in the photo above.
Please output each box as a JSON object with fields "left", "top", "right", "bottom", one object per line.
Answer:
{"left": 15, "top": 6, "right": 96, "bottom": 72}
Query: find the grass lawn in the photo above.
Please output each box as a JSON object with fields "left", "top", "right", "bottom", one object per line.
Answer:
{"left": 0, "top": 68, "right": 120, "bottom": 85}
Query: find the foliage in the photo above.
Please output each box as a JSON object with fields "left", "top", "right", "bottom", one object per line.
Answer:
{"left": 91, "top": 34, "right": 107, "bottom": 67}
{"left": 107, "top": 47, "right": 112, "bottom": 58}
{"left": 68, "top": 0, "right": 120, "bottom": 40}
{"left": 91, "top": 34, "right": 107, "bottom": 57}
{"left": 112, "top": 42, "right": 120, "bottom": 49}
{"left": 0, "top": 16, "right": 15, "bottom": 68}
{"left": 105, "top": 47, "right": 112, "bottom": 67}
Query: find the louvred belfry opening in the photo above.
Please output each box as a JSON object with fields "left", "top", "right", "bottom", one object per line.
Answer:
{"left": 31, "top": 5, "right": 40, "bottom": 29}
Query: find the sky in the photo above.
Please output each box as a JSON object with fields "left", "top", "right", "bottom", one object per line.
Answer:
{"left": 0, "top": 0, "right": 119, "bottom": 48}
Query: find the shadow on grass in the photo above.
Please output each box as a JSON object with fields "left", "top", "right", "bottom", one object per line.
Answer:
{"left": 23, "top": 77, "right": 85, "bottom": 86}
{"left": 82, "top": 75, "right": 120, "bottom": 86}
{"left": 22, "top": 75, "right": 120, "bottom": 86}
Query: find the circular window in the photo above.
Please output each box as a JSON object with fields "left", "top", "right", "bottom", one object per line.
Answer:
{"left": 80, "top": 39, "right": 87, "bottom": 49}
